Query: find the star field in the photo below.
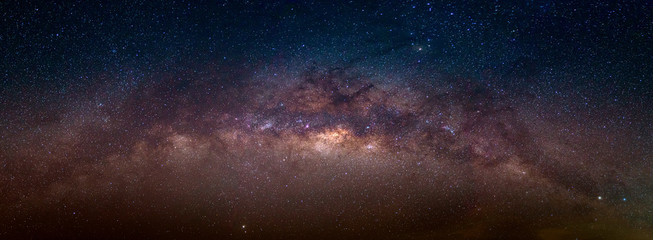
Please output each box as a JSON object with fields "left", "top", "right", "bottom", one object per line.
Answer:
{"left": 1, "top": 1, "right": 651, "bottom": 239}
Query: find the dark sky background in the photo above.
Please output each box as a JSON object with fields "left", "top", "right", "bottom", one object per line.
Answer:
{"left": 1, "top": 1, "right": 652, "bottom": 239}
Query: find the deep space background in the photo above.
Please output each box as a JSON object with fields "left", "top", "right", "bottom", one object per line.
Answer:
{"left": 1, "top": 1, "right": 652, "bottom": 239}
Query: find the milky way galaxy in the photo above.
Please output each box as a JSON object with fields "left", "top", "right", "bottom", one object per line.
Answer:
{"left": 1, "top": 1, "right": 652, "bottom": 239}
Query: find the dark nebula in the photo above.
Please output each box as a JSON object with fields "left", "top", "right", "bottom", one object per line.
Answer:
{"left": 1, "top": 1, "right": 652, "bottom": 239}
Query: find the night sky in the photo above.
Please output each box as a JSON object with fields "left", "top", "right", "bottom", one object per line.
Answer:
{"left": 1, "top": 1, "right": 652, "bottom": 239}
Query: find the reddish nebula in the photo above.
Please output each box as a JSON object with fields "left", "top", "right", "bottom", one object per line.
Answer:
{"left": 1, "top": 61, "right": 650, "bottom": 239}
